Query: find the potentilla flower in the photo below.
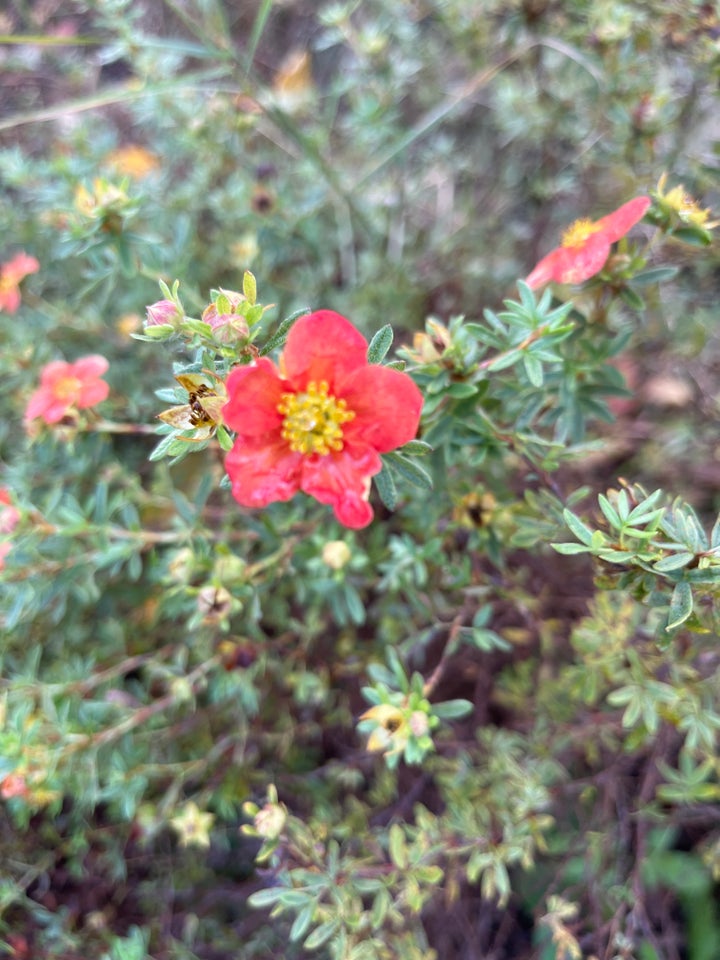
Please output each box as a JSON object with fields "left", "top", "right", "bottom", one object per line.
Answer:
{"left": 526, "top": 196, "right": 651, "bottom": 288}
{"left": 25, "top": 355, "right": 110, "bottom": 425}
{"left": 0, "top": 252, "right": 39, "bottom": 314}
{"left": 222, "top": 310, "right": 423, "bottom": 529}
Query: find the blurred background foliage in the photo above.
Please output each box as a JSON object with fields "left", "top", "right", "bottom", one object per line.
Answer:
{"left": 1, "top": 0, "right": 720, "bottom": 958}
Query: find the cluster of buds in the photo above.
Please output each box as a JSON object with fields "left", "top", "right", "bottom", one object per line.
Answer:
{"left": 74, "top": 177, "right": 136, "bottom": 235}
{"left": 400, "top": 316, "right": 480, "bottom": 376}
{"left": 142, "top": 273, "right": 266, "bottom": 357}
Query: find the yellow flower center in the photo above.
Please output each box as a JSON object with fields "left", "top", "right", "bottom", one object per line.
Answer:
{"left": 55, "top": 376, "right": 82, "bottom": 400}
{"left": 278, "top": 380, "right": 355, "bottom": 456}
{"left": 561, "top": 218, "right": 603, "bottom": 248}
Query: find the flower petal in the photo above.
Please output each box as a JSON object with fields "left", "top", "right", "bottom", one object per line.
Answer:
{"left": 71, "top": 355, "right": 109, "bottom": 379}
{"left": 4, "top": 252, "right": 39, "bottom": 281}
{"left": 76, "top": 379, "right": 110, "bottom": 409}
{"left": 527, "top": 236, "right": 612, "bottom": 287}
{"left": 596, "top": 196, "right": 650, "bottom": 243}
{"left": 300, "top": 449, "right": 379, "bottom": 529}
{"left": 0, "top": 287, "right": 21, "bottom": 313}
{"left": 341, "top": 365, "right": 423, "bottom": 453}
{"left": 281, "top": 311, "right": 368, "bottom": 390}
{"left": 225, "top": 434, "right": 302, "bottom": 507}
{"left": 223, "top": 359, "right": 287, "bottom": 436}
{"left": 40, "top": 360, "right": 74, "bottom": 387}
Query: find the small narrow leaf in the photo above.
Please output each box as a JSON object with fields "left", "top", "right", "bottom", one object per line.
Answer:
{"left": 433, "top": 699, "right": 473, "bottom": 720}
{"left": 562, "top": 509, "right": 594, "bottom": 546}
{"left": 367, "top": 324, "right": 393, "bottom": 364}
{"left": 259, "top": 308, "right": 310, "bottom": 356}
{"left": 373, "top": 466, "right": 397, "bottom": 511}
{"left": 667, "top": 580, "right": 693, "bottom": 630}
{"left": 653, "top": 552, "right": 695, "bottom": 573}
{"left": 400, "top": 440, "right": 433, "bottom": 456}
{"left": 304, "top": 919, "right": 340, "bottom": 951}
{"left": 243, "top": 270, "right": 257, "bottom": 305}
{"left": 551, "top": 542, "right": 591, "bottom": 555}
{"left": 388, "top": 823, "right": 408, "bottom": 869}
{"left": 384, "top": 452, "right": 433, "bottom": 490}
{"left": 523, "top": 352, "right": 544, "bottom": 387}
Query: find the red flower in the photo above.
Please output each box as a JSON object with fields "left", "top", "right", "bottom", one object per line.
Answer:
{"left": 526, "top": 196, "right": 650, "bottom": 288}
{"left": 0, "top": 489, "right": 20, "bottom": 535}
{"left": 222, "top": 311, "right": 423, "bottom": 529}
{"left": 25, "top": 355, "right": 110, "bottom": 425}
{"left": 0, "top": 252, "right": 39, "bottom": 313}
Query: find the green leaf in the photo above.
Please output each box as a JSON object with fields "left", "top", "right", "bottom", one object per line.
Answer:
{"left": 562, "top": 509, "right": 594, "bottom": 546}
{"left": 523, "top": 352, "right": 544, "bottom": 387}
{"left": 667, "top": 581, "right": 693, "bottom": 630}
{"left": 383, "top": 452, "right": 433, "bottom": 490}
{"left": 671, "top": 226, "right": 712, "bottom": 247}
{"left": 433, "top": 699, "right": 473, "bottom": 720}
{"left": 374, "top": 465, "right": 397, "bottom": 511}
{"left": 446, "top": 382, "right": 479, "bottom": 398}
{"left": 653, "top": 552, "right": 695, "bottom": 573}
{"left": 367, "top": 324, "right": 393, "bottom": 364}
{"left": 247, "top": 887, "right": 287, "bottom": 909}
{"left": 148, "top": 432, "right": 179, "bottom": 462}
{"left": 243, "top": 270, "right": 257, "bottom": 305}
{"left": 289, "top": 904, "right": 315, "bottom": 942}
{"left": 216, "top": 425, "right": 233, "bottom": 452}
{"left": 182, "top": 318, "right": 213, "bottom": 338}
{"left": 400, "top": 439, "right": 433, "bottom": 456}
{"left": 620, "top": 286, "right": 645, "bottom": 310}
{"left": 631, "top": 265, "right": 680, "bottom": 285}
{"left": 551, "top": 542, "right": 591, "bottom": 555}
{"left": 304, "top": 919, "right": 340, "bottom": 951}
{"left": 388, "top": 823, "right": 408, "bottom": 869}
{"left": 516, "top": 279, "right": 536, "bottom": 312}
{"left": 598, "top": 493, "right": 621, "bottom": 528}
{"left": 259, "top": 308, "right": 310, "bottom": 356}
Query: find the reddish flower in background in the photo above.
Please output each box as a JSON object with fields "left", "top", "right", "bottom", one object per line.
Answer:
{"left": 222, "top": 310, "right": 423, "bottom": 529}
{"left": 0, "top": 489, "right": 20, "bottom": 535}
{"left": 25, "top": 355, "right": 110, "bottom": 425}
{"left": 0, "top": 488, "right": 20, "bottom": 572}
{"left": 526, "top": 196, "right": 650, "bottom": 288}
{"left": 0, "top": 252, "right": 39, "bottom": 313}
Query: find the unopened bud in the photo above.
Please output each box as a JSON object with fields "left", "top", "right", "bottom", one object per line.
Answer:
{"left": 321, "top": 540, "right": 351, "bottom": 570}
{"left": 145, "top": 299, "right": 181, "bottom": 328}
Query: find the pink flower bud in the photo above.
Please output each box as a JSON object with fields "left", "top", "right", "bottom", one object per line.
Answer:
{"left": 145, "top": 299, "right": 181, "bottom": 327}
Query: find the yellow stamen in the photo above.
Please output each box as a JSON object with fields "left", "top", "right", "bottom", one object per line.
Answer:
{"left": 561, "top": 218, "right": 603, "bottom": 248}
{"left": 277, "top": 380, "right": 355, "bottom": 456}
{"left": 55, "top": 376, "right": 82, "bottom": 400}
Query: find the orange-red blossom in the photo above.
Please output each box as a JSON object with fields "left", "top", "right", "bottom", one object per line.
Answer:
{"left": 25, "top": 355, "right": 110, "bottom": 425}
{"left": 222, "top": 311, "right": 423, "bottom": 529}
{"left": 526, "top": 196, "right": 651, "bottom": 288}
{"left": 0, "top": 251, "right": 39, "bottom": 313}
